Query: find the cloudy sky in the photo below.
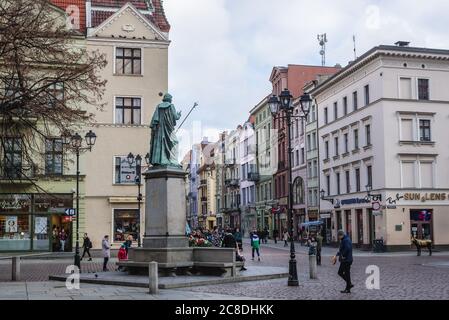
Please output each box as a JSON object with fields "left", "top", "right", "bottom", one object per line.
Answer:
{"left": 163, "top": 0, "right": 449, "bottom": 155}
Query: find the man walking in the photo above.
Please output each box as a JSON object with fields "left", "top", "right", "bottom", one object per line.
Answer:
{"left": 102, "top": 235, "right": 111, "bottom": 272}
{"left": 80, "top": 233, "right": 93, "bottom": 261}
{"left": 331, "top": 230, "right": 354, "bottom": 293}
{"left": 316, "top": 230, "right": 323, "bottom": 266}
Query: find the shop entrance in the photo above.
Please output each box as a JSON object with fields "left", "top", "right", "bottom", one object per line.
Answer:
{"left": 410, "top": 209, "right": 433, "bottom": 240}
{"left": 356, "top": 209, "right": 364, "bottom": 247}
{"left": 50, "top": 215, "right": 73, "bottom": 252}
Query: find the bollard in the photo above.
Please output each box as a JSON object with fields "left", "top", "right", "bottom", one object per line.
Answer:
{"left": 309, "top": 254, "right": 317, "bottom": 279}
{"left": 12, "top": 256, "right": 21, "bottom": 281}
{"left": 149, "top": 261, "right": 159, "bottom": 294}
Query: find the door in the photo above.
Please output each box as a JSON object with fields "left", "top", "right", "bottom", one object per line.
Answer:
{"left": 356, "top": 209, "right": 363, "bottom": 247}
{"left": 367, "top": 209, "right": 375, "bottom": 246}
{"left": 410, "top": 209, "right": 433, "bottom": 241}
{"left": 345, "top": 210, "right": 352, "bottom": 240}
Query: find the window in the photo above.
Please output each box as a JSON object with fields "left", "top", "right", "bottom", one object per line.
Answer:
{"left": 308, "top": 161, "right": 312, "bottom": 177}
{"left": 420, "top": 162, "right": 433, "bottom": 188}
{"left": 336, "top": 172, "right": 341, "bottom": 195}
{"left": 115, "top": 97, "right": 141, "bottom": 125}
{"left": 354, "top": 129, "right": 359, "bottom": 149}
{"left": 401, "top": 161, "right": 415, "bottom": 188}
{"left": 345, "top": 171, "right": 350, "bottom": 193}
{"left": 115, "top": 156, "right": 137, "bottom": 184}
{"left": 295, "top": 150, "right": 299, "bottom": 166}
{"left": 115, "top": 48, "right": 142, "bottom": 75}
{"left": 326, "top": 175, "right": 330, "bottom": 196}
{"left": 114, "top": 209, "right": 140, "bottom": 242}
{"left": 367, "top": 165, "right": 372, "bottom": 188}
{"left": 334, "top": 102, "right": 338, "bottom": 120}
{"left": 400, "top": 77, "right": 412, "bottom": 99}
{"left": 325, "top": 141, "right": 329, "bottom": 159}
{"left": 300, "top": 147, "right": 305, "bottom": 164}
{"left": 307, "top": 134, "right": 311, "bottom": 151}
{"left": 45, "top": 138, "right": 63, "bottom": 175}
{"left": 334, "top": 137, "right": 339, "bottom": 156}
{"left": 418, "top": 79, "right": 429, "bottom": 100}
{"left": 343, "top": 96, "right": 348, "bottom": 115}
{"left": 355, "top": 168, "right": 361, "bottom": 192}
{"left": 324, "top": 107, "right": 328, "bottom": 124}
{"left": 419, "top": 119, "right": 431, "bottom": 142}
{"left": 47, "top": 82, "right": 64, "bottom": 107}
{"left": 293, "top": 177, "right": 304, "bottom": 205}
{"left": 2, "top": 138, "right": 22, "bottom": 179}
{"left": 344, "top": 133, "right": 349, "bottom": 153}
{"left": 311, "top": 132, "right": 316, "bottom": 150}
{"left": 364, "top": 85, "right": 370, "bottom": 105}
{"left": 313, "top": 160, "right": 318, "bottom": 177}
{"left": 353, "top": 91, "right": 358, "bottom": 111}
{"left": 311, "top": 105, "right": 316, "bottom": 121}
{"left": 401, "top": 118, "right": 414, "bottom": 141}
{"left": 365, "top": 125, "right": 371, "bottom": 146}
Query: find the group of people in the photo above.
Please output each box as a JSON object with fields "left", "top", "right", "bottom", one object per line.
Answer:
{"left": 52, "top": 226, "right": 69, "bottom": 252}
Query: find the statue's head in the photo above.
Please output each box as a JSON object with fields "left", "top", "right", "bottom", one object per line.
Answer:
{"left": 162, "top": 93, "right": 172, "bottom": 103}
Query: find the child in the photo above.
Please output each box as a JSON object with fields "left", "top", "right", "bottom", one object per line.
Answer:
{"left": 117, "top": 244, "right": 128, "bottom": 271}
{"left": 250, "top": 230, "right": 261, "bottom": 261}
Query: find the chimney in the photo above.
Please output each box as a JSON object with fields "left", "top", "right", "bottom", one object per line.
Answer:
{"left": 395, "top": 41, "right": 410, "bottom": 47}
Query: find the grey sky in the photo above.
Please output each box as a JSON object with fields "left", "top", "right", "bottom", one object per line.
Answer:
{"left": 164, "top": 0, "right": 449, "bottom": 149}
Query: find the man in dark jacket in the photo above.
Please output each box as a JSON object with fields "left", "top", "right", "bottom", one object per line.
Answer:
{"left": 332, "top": 230, "right": 354, "bottom": 293}
{"left": 222, "top": 229, "right": 247, "bottom": 271}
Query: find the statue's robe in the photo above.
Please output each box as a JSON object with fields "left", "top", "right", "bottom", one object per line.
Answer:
{"left": 149, "top": 98, "right": 181, "bottom": 166}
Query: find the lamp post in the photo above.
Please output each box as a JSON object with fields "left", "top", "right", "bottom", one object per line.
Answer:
{"left": 269, "top": 89, "right": 311, "bottom": 286}
{"left": 127, "top": 152, "right": 150, "bottom": 248}
{"left": 61, "top": 130, "right": 97, "bottom": 272}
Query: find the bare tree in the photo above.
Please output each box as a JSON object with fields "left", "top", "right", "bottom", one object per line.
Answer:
{"left": 0, "top": 0, "right": 107, "bottom": 190}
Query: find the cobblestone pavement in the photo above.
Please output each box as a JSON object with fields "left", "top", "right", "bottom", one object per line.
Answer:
{"left": 0, "top": 258, "right": 117, "bottom": 282}
{"left": 0, "top": 281, "right": 256, "bottom": 300}
{"left": 2, "top": 242, "right": 449, "bottom": 300}
{"left": 178, "top": 241, "right": 449, "bottom": 300}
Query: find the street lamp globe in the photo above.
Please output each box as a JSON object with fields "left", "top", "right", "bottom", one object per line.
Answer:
{"left": 279, "top": 89, "right": 293, "bottom": 110}
{"left": 365, "top": 184, "right": 373, "bottom": 193}
{"left": 61, "top": 130, "right": 72, "bottom": 145}
{"left": 71, "top": 133, "right": 82, "bottom": 149}
{"left": 127, "top": 152, "right": 135, "bottom": 165}
{"left": 299, "top": 93, "right": 312, "bottom": 118}
{"left": 268, "top": 95, "right": 280, "bottom": 115}
{"left": 320, "top": 189, "right": 326, "bottom": 199}
{"left": 85, "top": 130, "right": 97, "bottom": 147}
{"left": 135, "top": 154, "right": 142, "bottom": 166}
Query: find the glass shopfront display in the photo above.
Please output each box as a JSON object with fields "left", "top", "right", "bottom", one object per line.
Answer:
{"left": 0, "top": 193, "right": 73, "bottom": 252}
{"left": 114, "top": 209, "right": 140, "bottom": 242}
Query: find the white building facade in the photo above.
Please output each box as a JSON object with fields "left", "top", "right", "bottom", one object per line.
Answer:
{"left": 313, "top": 44, "right": 449, "bottom": 250}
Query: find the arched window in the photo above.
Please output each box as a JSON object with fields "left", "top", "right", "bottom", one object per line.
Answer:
{"left": 293, "top": 177, "right": 305, "bottom": 205}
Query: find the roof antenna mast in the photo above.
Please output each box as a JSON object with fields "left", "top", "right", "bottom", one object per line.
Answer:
{"left": 318, "top": 33, "right": 328, "bottom": 66}
{"left": 353, "top": 34, "right": 357, "bottom": 60}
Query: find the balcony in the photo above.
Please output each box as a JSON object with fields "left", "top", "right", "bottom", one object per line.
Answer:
{"left": 225, "top": 179, "right": 239, "bottom": 187}
{"left": 247, "top": 172, "right": 260, "bottom": 182}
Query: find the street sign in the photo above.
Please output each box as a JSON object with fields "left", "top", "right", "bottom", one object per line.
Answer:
{"left": 64, "top": 208, "right": 76, "bottom": 216}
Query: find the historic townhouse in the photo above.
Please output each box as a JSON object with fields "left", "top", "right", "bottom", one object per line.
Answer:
{"left": 269, "top": 65, "right": 340, "bottom": 235}
{"left": 313, "top": 42, "right": 449, "bottom": 250}
{"left": 239, "top": 120, "right": 257, "bottom": 237}
{"left": 250, "top": 97, "right": 275, "bottom": 236}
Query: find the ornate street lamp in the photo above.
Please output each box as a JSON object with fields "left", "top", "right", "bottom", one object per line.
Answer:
{"left": 127, "top": 152, "right": 143, "bottom": 247}
{"left": 62, "top": 130, "right": 97, "bottom": 272}
{"left": 269, "top": 89, "right": 310, "bottom": 287}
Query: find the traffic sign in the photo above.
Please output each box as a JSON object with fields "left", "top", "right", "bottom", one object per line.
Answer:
{"left": 65, "top": 208, "right": 76, "bottom": 216}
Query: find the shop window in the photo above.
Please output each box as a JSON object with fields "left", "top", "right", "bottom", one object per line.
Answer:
{"left": 0, "top": 215, "right": 31, "bottom": 251}
{"left": 114, "top": 209, "right": 140, "bottom": 242}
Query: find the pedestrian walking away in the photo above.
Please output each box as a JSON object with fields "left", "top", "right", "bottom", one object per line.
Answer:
{"left": 250, "top": 230, "right": 261, "bottom": 261}
{"left": 283, "top": 230, "right": 289, "bottom": 247}
{"left": 316, "top": 230, "right": 323, "bottom": 266}
{"left": 80, "top": 233, "right": 93, "bottom": 261}
{"left": 234, "top": 228, "right": 243, "bottom": 251}
{"left": 102, "top": 235, "right": 111, "bottom": 272}
{"left": 331, "top": 230, "right": 354, "bottom": 293}
{"left": 273, "top": 229, "right": 278, "bottom": 244}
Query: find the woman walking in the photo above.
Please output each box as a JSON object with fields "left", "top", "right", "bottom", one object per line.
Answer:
{"left": 283, "top": 229, "right": 289, "bottom": 247}
{"left": 102, "top": 235, "right": 111, "bottom": 272}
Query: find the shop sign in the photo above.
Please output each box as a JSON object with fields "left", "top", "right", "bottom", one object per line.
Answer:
{"left": 372, "top": 210, "right": 383, "bottom": 216}
{"left": 320, "top": 213, "right": 331, "bottom": 219}
{"left": 340, "top": 198, "right": 370, "bottom": 206}
{"left": 118, "top": 156, "right": 137, "bottom": 184}
{"left": 0, "top": 198, "right": 30, "bottom": 210}
{"left": 402, "top": 193, "right": 447, "bottom": 202}
{"left": 64, "top": 208, "right": 76, "bottom": 216}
